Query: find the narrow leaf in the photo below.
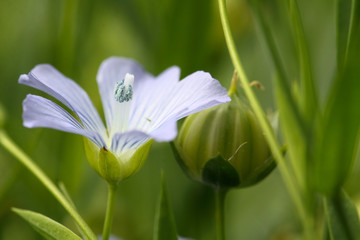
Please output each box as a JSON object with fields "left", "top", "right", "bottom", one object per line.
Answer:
{"left": 276, "top": 80, "right": 306, "bottom": 190}
{"left": 287, "top": 0, "right": 318, "bottom": 121}
{"left": 58, "top": 182, "right": 77, "bottom": 209}
{"left": 58, "top": 182, "right": 86, "bottom": 239}
{"left": 314, "top": 1, "right": 360, "bottom": 194}
{"left": 336, "top": 0, "right": 354, "bottom": 68}
{"left": 153, "top": 173, "right": 178, "bottom": 240}
{"left": 325, "top": 190, "right": 360, "bottom": 240}
{"left": 13, "top": 208, "right": 82, "bottom": 240}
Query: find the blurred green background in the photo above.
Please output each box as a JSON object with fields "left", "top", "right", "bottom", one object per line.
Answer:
{"left": 0, "top": 0, "right": 357, "bottom": 239}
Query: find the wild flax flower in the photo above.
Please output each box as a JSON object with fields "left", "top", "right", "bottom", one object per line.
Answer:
{"left": 19, "top": 57, "right": 230, "bottom": 184}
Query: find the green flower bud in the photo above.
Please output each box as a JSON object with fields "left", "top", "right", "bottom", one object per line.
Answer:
{"left": 172, "top": 94, "right": 275, "bottom": 189}
{"left": 84, "top": 139, "right": 154, "bottom": 185}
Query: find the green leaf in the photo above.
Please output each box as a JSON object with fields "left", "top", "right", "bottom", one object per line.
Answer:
{"left": 13, "top": 208, "right": 82, "bottom": 240}
{"left": 314, "top": 1, "right": 360, "bottom": 194}
{"left": 275, "top": 80, "right": 306, "bottom": 190}
{"left": 287, "top": 0, "right": 318, "bottom": 121}
{"left": 58, "top": 182, "right": 86, "bottom": 239}
{"left": 325, "top": 190, "right": 360, "bottom": 240}
{"left": 58, "top": 182, "right": 77, "bottom": 209}
{"left": 336, "top": 0, "right": 354, "bottom": 68}
{"left": 153, "top": 173, "right": 178, "bottom": 240}
{"left": 202, "top": 155, "right": 240, "bottom": 189}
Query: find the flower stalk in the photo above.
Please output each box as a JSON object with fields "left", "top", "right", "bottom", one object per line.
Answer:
{"left": 215, "top": 188, "right": 227, "bottom": 240}
{"left": 0, "top": 130, "right": 97, "bottom": 240}
{"left": 102, "top": 184, "right": 118, "bottom": 240}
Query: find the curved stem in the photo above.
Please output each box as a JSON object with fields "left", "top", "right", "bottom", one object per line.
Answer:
{"left": 102, "top": 184, "right": 117, "bottom": 240}
{"left": 215, "top": 188, "right": 227, "bottom": 240}
{"left": 217, "top": 0, "right": 309, "bottom": 235}
{"left": 250, "top": 0, "right": 306, "bottom": 194}
{"left": 0, "top": 130, "right": 97, "bottom": 240}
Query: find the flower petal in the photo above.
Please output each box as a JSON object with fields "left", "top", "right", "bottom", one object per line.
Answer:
{"left": 19, "top": 64, "right": 107, "bottom": 141}
{"left": 23, "top": 94, "right": 106, "bottom": 147}
{"left": 96, "top": 57, "right": 153, "bottom": 132}
{"left": 129, "top": 66, "right": 180, "bottom": 129}
{"left": 148, "top": 119, "right": 177, "bottom": 142}
{"left": 110, "top": 130, "right": 150, "bottom": 155}
{"left": 131, "top": 71, "right": 231, "bottom": 141}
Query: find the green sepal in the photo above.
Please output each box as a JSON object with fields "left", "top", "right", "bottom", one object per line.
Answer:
{"left": 169, "top": 141, "right": 193, "bottom": 179}
{"left": 99, "top": 147, "right": 122, "bottom": 186}
{"left": 202, "top": 155, "right": 240, "bottom": 189}
{"left": 84, "top": 138, "right": 154, "bottom": 185}
{"left": 13, "top": 208, "right": 82, "bottom": 240}
{"left": 153, "top": 173, "right": 178, "bottom": 240}
{"left": 83, "top": 138, "right": 101, "bottom": 175}
{"left": 325, "top": 190, "right": 360, "bottom": 240}
{"left": 130, "top": 139, "right": 154, "bottom": 176}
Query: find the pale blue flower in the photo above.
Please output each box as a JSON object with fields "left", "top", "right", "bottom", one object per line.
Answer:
{"left": 19, "top": 57, "right": 230, "bottom": 178}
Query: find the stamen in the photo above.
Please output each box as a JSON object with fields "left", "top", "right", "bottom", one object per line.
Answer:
{"left": 109, "top": 73, "right": 134, "bottom": 144}
{"left": 114, "top": 73, "right": 134, "bottom": 103}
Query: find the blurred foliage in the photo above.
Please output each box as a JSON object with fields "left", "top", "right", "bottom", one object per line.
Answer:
{"left": 0, "top": 0, "right": 358, "bottom": 239}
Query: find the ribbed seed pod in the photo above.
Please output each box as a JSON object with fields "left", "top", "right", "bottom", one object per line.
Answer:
{"left": 172, "top": 94, "right": 275, "bottom": 189}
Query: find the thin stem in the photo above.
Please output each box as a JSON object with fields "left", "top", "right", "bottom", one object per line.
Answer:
{"left": 217, "top": 0, "right": 309, "bottom": 234}
{"left": 0, "top": 130, "right": 97, "bottom": 240}
{"left": 251, "top": 1, "right": 307, "bottom": 190}
{"left": 215, "top": 188, "right": 227, "bottom": 240}
{"left": 102, "top": 184, "right": 117, "bottom": 240}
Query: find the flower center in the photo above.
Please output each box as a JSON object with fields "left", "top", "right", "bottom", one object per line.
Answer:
{"left": 114, "top": 73, "right": 134, "bottom": 103}
{"left": 108, "top": 73, "right": 134, "bottom": 147}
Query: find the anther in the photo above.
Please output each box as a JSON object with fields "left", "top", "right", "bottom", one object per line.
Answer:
{"left": 114, "top": 73, "right": 134, "bottom": 103}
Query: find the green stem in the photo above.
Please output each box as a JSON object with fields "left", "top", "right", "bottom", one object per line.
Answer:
{"left": 217, "top": 0, "right": 309, "bottom": 234}
{"left": 102, "top": 184, "right": 117, "bottom": 240}
{"left": 0, "top": 130, "right": 97, "bottom": 240}
{"left": 250, "top": 1, "right": 307, "bottom": 190}
{"left": 215, "top": 188, "right": 227, "bottom": 240}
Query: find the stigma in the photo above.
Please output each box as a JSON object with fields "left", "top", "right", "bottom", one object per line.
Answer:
{"left": 114, "top": 73, "right": 134, "bottom": 103}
